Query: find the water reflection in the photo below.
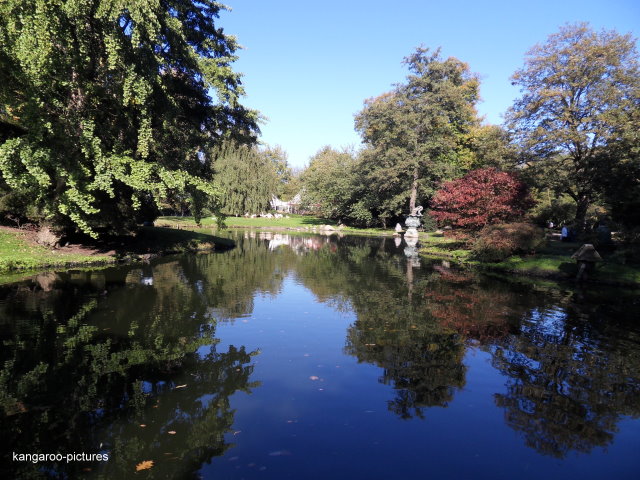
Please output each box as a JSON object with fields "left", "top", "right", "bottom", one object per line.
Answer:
{"left": 1, "top": 232, "right": 640, "bottom": 478}
{"left": 490, "top": 301, "right": 640, "bottom": 458}
{"left": 0, "top": 266, "right": 258, "bottom": 479}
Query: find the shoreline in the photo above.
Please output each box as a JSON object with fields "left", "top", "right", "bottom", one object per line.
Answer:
{"left": 418, "top": 232, "right": 640, "bottom": 288}
{"left": 0, "top": 226, "right": 235, "bottom": 282}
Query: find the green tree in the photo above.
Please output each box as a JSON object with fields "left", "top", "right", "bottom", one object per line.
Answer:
{"left": 211, "top": 142, "right": 279, "bottom": 216}
{"left": 462, "top": 124, "right": 518, "bottom": 170}
{"left": 354, "top": 47, "right": 480, "bottom": 218}
{"left": 506, "top": 23, "right": 640, "bottom": 232}
{"left": 300, "top": 146, "right": 368, "bottom": 222}
{"left": 0, "top": 0, "right": 258, "bottom": 237}
{"left": 599, "top": 104, "right": 640, "bottom": 231}
{"left": 260, "top": 144, "right": 296, "bottom": 199}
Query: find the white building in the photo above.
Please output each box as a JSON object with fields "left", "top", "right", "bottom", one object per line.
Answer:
{"left": 270, "top": 193, "right": 302, "bottom": 214}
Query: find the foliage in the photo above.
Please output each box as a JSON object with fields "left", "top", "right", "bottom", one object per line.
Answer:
{"left": 354, "top": 47, "right": 481, "bottom": 219}
{"left": 211, "top": 142, "right": 279, "bottom": 216}
{"left": 259, "top": 144, "right": 298, "bottom": 200}
{"left": 528, "top": 192, "right": 576, "bottom": 227}
{"left": 506, "top": 23, "right": 640, "bottom": 232}
{"left": 300, "top": 146, "right": 374, "bottom": 224}
{"left": 599, "top": 105, "right": 640, "bottom": 230}
{"left": 458, "top": 124, "right": 519, "bottom": 171}
{"left": 471, "top": 222, "right": 546, "bottom": 262}
{"left": 430, "top": 168, "right": 533, "bottom": 229}
{"left": 0, "top": 0, "right": 258, "bottom": 237}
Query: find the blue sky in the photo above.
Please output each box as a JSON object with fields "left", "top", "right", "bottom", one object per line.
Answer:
{"left": 220, "top": 0, "right": 640, "bottom": 168}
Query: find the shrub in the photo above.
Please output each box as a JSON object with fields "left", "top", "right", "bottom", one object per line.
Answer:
{"left": 420, "top": 212, "right": 438, "bottom": 232}
{"left": 430, "top": 168, "right": 534, "bottom": 230}
{"left": 471, "top": 222, "right": 546, "bottom": 262}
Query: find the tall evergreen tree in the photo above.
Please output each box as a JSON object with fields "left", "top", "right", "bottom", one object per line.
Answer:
{"left": 0, "top": 0, "right": 258, "bottom": 236}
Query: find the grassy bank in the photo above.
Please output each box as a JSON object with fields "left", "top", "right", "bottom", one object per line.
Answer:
{"left": 156, "top": 215, "right": 391, "bottom": 236}
{"left": 0, "top": 226, "right": 234, "bottom": 276}
{"left": 0, "top": 229, "right": 114, "bottom": 273}
{"left": 157, "top": 214, "right": 325, "bottom": 229}
{"left": 419, "top": 232, "right": 640, "bottom": 286}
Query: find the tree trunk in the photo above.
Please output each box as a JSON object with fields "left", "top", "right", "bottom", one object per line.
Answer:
{"left": 574, "top": 194, "right": 590, "bottom": 234}
{"left": 409, "top": 166, "right": 419, "bottom": 213}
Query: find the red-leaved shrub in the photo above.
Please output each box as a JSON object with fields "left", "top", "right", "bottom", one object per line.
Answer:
{"left": 430, "top": 168, "right": 533, "bottom": 230}
{"left": 471, "top": 222, "right": 546, "bottom": 262}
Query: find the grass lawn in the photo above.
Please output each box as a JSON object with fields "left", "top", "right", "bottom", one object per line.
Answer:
{"left": 0, "top": 229, "right": 113, "bottom": 273}
{"left": 156, "top": 215, "right": 392, "bottom": 236}
{"left": 419, "top": 231, "right": 640, "bottom": 286}
{"left": 156, "top": 214, "right": 329, "bottom": 229}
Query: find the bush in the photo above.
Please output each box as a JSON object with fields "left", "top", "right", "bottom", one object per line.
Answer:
{"left": 430, "top": 168, "right": 534, "bottom": 230}
{"left": 613, "top": 228, "right": 640, "bottom": 264}
{"left": 420, "top": 212, "right": 438, "bottom": 232}
{"left": 471, "top": 222, "right": 546, "bottom": 262}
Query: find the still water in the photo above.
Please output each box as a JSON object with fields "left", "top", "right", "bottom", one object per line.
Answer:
{"left": 1, "top": 232, "right": 639, "bottom": 479}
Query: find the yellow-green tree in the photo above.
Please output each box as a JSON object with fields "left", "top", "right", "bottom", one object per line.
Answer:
{"left": 0, "top": 0, "right": 258, "bottom": 236}
{"left": 506, "top": 23, "right": 640, "bottom": 232}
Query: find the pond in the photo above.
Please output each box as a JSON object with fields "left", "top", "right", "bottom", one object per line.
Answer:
{"left": 1, "top": 232, "right": 639, "bottom": 479}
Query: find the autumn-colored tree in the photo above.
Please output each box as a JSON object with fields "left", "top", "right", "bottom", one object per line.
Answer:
{"left": 430, "top": 168, "right": 533, "bottom": 229}
{"left": 506, "top": 23, "right": 640, "bottom": 232}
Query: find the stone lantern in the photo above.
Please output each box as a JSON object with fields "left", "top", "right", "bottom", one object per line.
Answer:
{"left": 571, "top": 244, "right": 602, "bottom": 281}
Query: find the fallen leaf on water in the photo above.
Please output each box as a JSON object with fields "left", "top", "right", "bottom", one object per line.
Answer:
{"left": 268, "top": 450, "right": 292, "bottom": 456}
{"left": 135, "top": 460, "right": 154, "bottom": 472}
{"left": 309, "top": 376, "right": 319, "bottom": 381}
{"left": 168, "top": 431, "right": 176, "bottom": 435}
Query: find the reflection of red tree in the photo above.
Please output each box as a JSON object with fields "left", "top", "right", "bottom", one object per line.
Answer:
{"left": 425, "top": 267, "right": 514, "bottom": 344}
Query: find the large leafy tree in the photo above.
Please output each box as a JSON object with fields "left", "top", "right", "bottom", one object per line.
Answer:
{"left": 0, "top": 0, "right": 258, "bottom": 237}
{"left": 506, "top": 23, "right": 640, "bottom": 232}
{"left": 354, "top": 47, "right": 480, "bottom": 219}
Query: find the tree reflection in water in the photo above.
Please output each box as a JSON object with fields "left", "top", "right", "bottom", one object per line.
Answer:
{"left": 0, "top": 265, "right": 259, "bottom": 479}
{"left": 489, "top": 297, "right": 640, "bottom": 458}
{"left": 295, "top": 236, "right": 640, "bottom": 456}
{"left": 1, "top": 232, "right": 640, "bottom": 476}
